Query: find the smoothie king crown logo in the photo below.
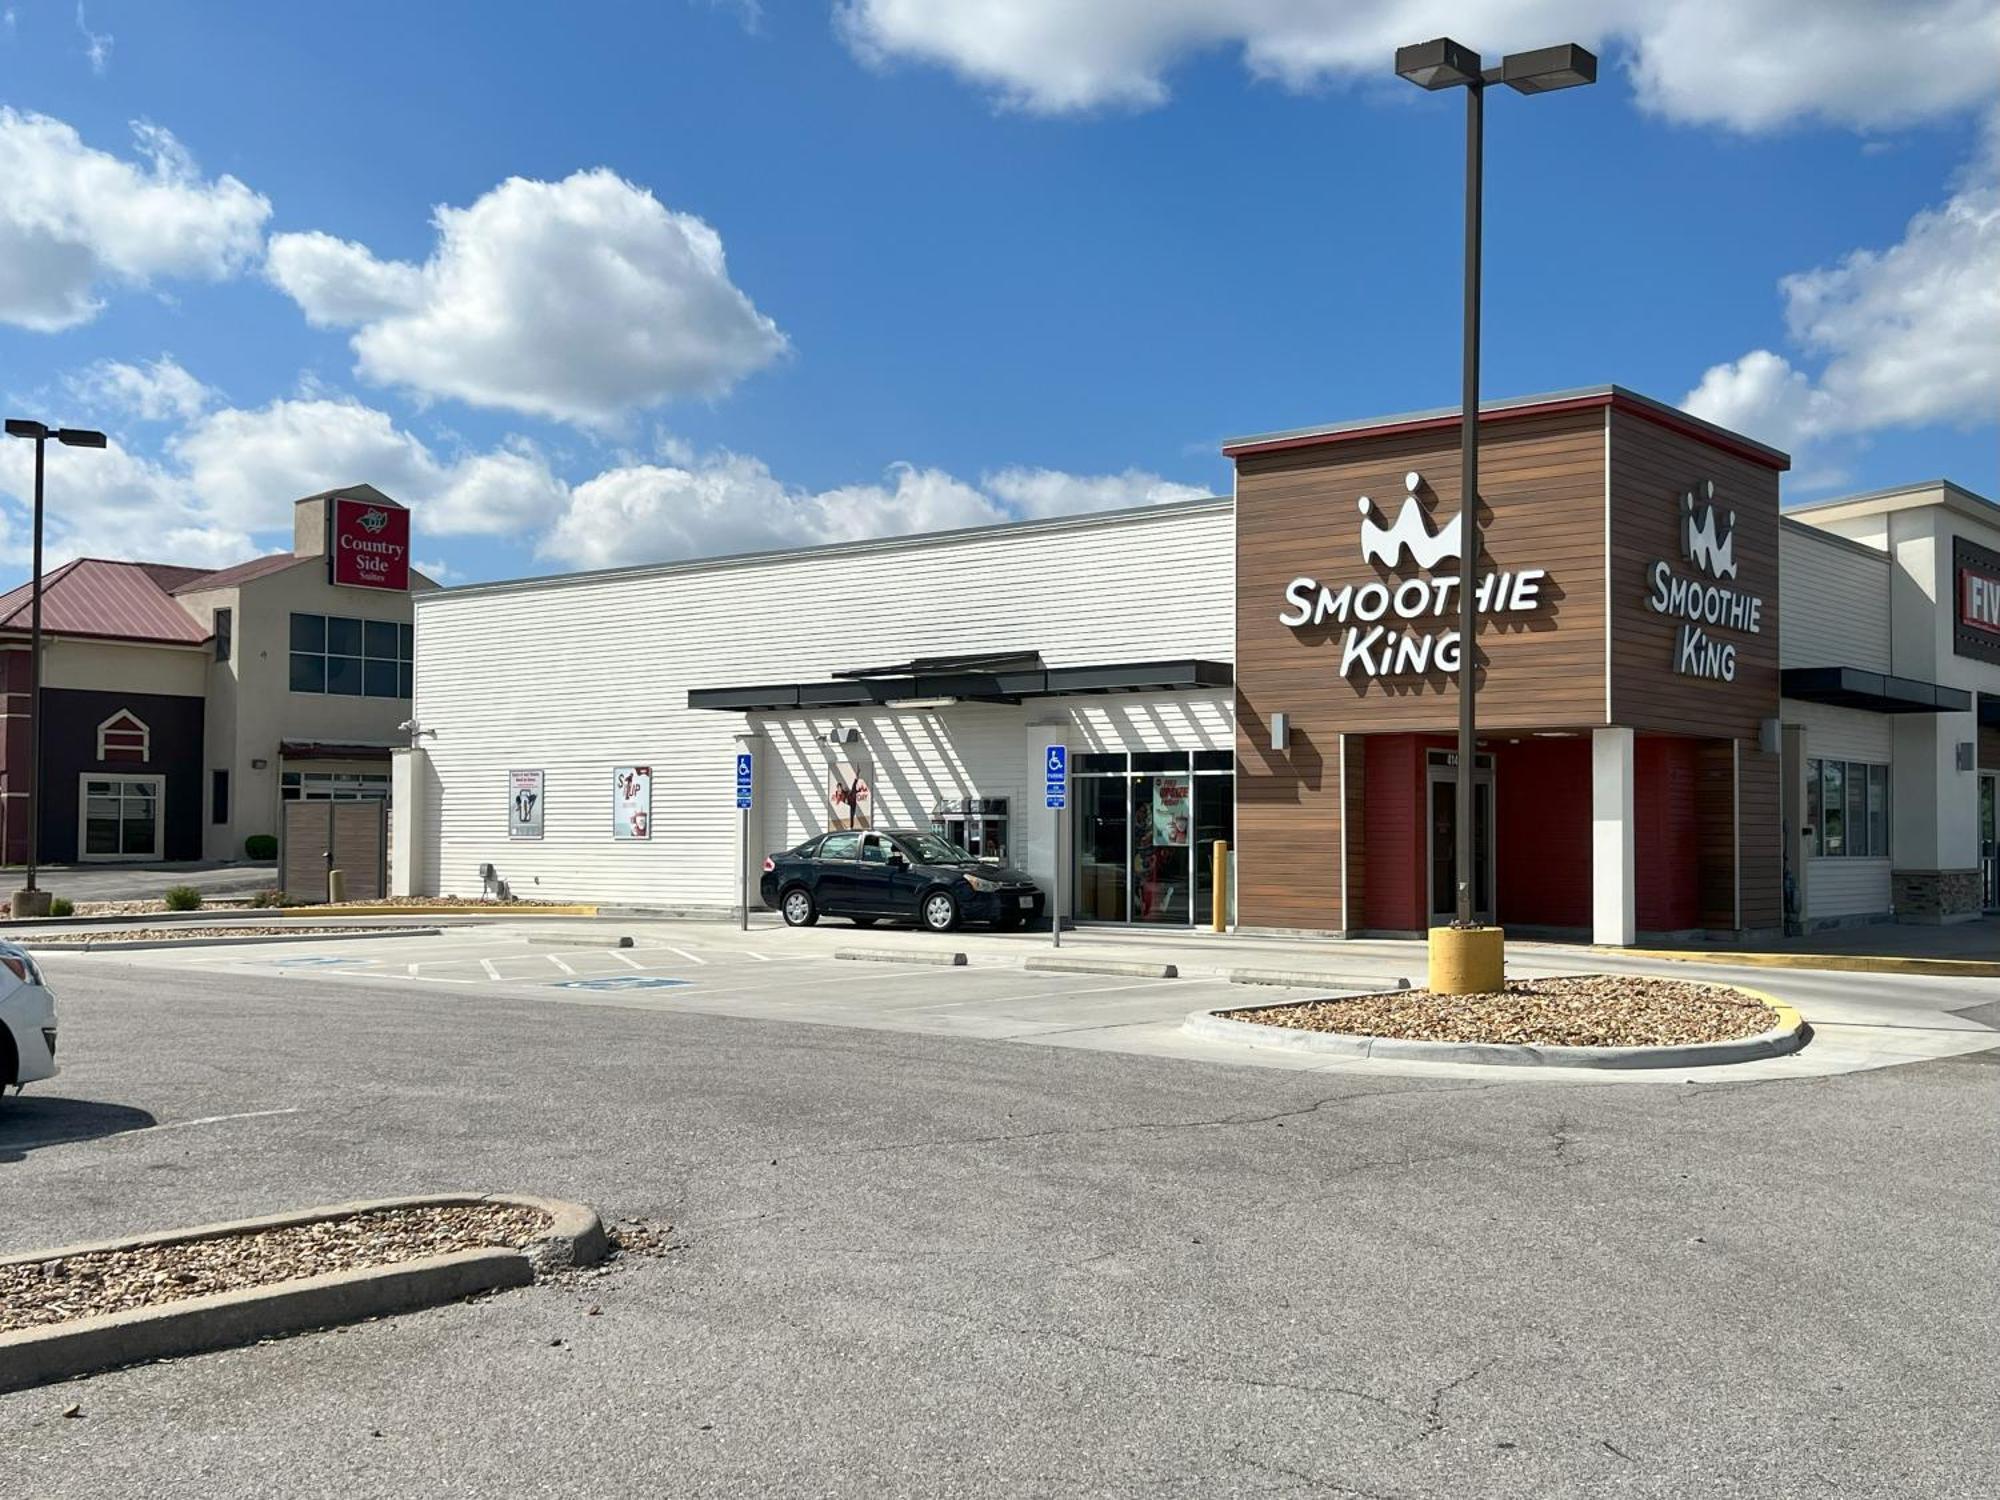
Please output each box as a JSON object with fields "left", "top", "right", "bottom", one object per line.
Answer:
{"left": 1279, "top": 469, "right": 1548, "bottom": 682}
{"left": 1681, "top": 480, "right": 1736, "bottom": 580}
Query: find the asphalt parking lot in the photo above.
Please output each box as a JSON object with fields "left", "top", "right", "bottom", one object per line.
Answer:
{"left": 4, "top": 933, "right": 1998, "bottom": 1498}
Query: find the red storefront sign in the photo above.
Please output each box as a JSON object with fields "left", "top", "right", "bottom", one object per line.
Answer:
{"left": 331, "top": 497, "right": 411, "bottom": 591}
{"left": 1959, "top": 565, "right": 2000, "bottom": 635}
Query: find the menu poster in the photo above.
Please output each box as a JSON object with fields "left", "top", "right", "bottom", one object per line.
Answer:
{"left": 1151, "top": 776, "right": 1191, "bottom": 846}
{"left": 613, "top": 765, "right": 653, "bottom": 840}
{"left": 509, "top": 769, "right": 544, "bottom": 840}
{"left": 829, "top": 761, "right": 872, "bottom": 830}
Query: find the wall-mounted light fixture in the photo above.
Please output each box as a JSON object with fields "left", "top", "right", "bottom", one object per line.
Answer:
{"left": 1270, "top": 712, "right": 1289, "bottom": 752}
{"left": 823, "top": 727, "right": 860, "bottom": 745}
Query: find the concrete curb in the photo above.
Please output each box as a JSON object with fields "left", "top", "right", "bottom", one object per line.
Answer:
{"left": 0, "top": 1192, "right": 606, "bottom": 1394}
{"left": 21, "top": 927, "right": 444, "bottom": 953}
{"left": 1604, "top": 947, "right": 2000, "bottom": 980}
{"left": 1227, "top": 968, "right": 1412, "bottom": 990}
{"left": 1181, "top": 988, "right": 1809, "bottom": 1071}
{"left": 1025, "top": 956, "right": 1178, "bottom": 980}
{"left": 280, "top": 912, "right": 600, "bottom": 924}
{"left": 528, "top": 933, "right": 635, "bottom": 949}
{"left": 835, "top": 948, "right": 968, "bottom": 967}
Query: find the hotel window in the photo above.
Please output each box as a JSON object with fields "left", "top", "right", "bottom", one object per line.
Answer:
{"left": 1806, "top": 758, "right": 1889, "bottom": 857}
{"left": 289, "top": 613, "right": 413, "bottom": 698}
{"left": 281, "top": 771, "right": 391, "bottom": 802}
{"left": 213, "top": 608, "right": 232, "bottom": 663}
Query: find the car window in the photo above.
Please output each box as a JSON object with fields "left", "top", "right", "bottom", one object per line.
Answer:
{"left": 861, "top": 836, "right": 893, "bottom": 864}
{"left": 900, "top": 833, "right": 973, "bottom": 864}
{"left": 819, "top": 831, "right": 861, "bottom": 860}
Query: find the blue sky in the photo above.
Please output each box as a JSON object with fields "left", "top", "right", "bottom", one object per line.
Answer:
{"left": 1, "top": 1, "right": 1995, "bottom": 585}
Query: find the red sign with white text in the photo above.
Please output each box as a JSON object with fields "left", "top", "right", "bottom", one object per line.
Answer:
{"left": 330, "top": 497, "right": 411, "bottom": 591}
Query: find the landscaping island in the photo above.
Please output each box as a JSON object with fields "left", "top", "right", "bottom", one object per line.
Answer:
{"left": 1225, "top": 975, "right": 1779, "bottom": 1047}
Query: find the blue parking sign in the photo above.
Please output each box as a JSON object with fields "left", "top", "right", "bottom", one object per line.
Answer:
{"left": 1045, "top": 744, "right": 1067, "bottom": 808}
{"left": 735, "top": 751, "right": 754, "bottom": 808}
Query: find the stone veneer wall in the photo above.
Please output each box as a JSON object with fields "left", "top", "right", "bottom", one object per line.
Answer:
{"left": 1891, "top": 868, "right": 1984, "bottom": 922}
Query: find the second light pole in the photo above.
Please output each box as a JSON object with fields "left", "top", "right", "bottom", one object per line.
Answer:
{"left": 1394, "top": 37, "right": 1595, "bottom": 986}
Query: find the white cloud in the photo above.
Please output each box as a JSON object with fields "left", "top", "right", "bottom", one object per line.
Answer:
{"left": 67, "top": 355, "right": 214, "bottom": 422}
{"left": 75, "top": 1, "right": 110, "bottom": 75}
{"left": 0, "top": 109, "right": 269, "bottom": 330}
{"left": 1684, "top": 131, "right": 2000, "bottom": 474}
{"left": 837, "top": 1, "right": 2000, "bottom": 129}
{"left": 168, "top": 396, "right": 572, "bottom": 538}
{"left": 266, "top": 168, "right": 788, "bottom": 427}
{"left": 538, "top": 452, "right": 1209, "bottom": 570}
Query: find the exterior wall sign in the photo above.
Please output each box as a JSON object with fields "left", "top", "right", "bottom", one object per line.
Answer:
{"left": 1277, "top": 471, "right": 1549, "bottom": 680}
{"left": 612, "top": 765, "right": 652, "bottom": 840}
{"left": 1953, "top": 536, "right": 2000, "bottom": 665}
{"left": 330, "top": 498, "right": 412, "bottom": 592}
{"left": 828, "top": 759, "right": 871, "bottom": 830}
{"left": 1644, "top": 480, "right": 1764, "bottom": 682}
{"left": 509, "top": 769, "right": 544, "bottom": 840}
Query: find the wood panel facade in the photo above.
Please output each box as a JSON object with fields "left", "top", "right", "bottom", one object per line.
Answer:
{"left": 1230, "top": 389, "right": 1788, "bottom": 936}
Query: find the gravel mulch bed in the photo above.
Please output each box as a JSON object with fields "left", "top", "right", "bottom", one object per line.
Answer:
{"left": 29, "top": 925, "right": 414, "bottom": 945}
{"left": 1, "top": 1204, "right": 551, "bottom": 1333}
{"left": 71, "top": 899, "right": 258, "bottom": 917}
{"left": 302, "top": 896, "right": 574, "bottom": 909}
{"left": 1226, "top": 975, "right": 1779, "bottom": 1048}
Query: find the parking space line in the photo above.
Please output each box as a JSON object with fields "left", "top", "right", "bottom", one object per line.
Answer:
{"left": 150, "top": 1107, "right": 303, "bottom": 1133}
{"left": 610, "top": 951, "right": 645, "bottom": 970}
{"left": 479, "top": 958, "right": 503, "bottom": 980}
{"left": 546, "top": 954, "right": 577, "bottom": 975}
{"left": 661, "top": 945, "right": 708, "bottom": 965}
{"left": 745, "top": 950, "right": 771, "bottom": 962}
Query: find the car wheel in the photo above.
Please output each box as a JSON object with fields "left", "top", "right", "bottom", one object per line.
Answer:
{"left": 781, "top": 887, "right": 818, "bottom": 927}
{"left": 851, "top": 916, "right": 879, "bottom": 927}
{"left": 921, "top": 890, "right": 960, "bottom": 933}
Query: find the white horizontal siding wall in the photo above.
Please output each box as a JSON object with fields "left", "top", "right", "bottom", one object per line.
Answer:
{"left": 1783, "top": 696, "right": 1892, "bottom": 920}
{"left": 1780, "top": 522, "right": 1891, "bottom": 671}
{"left": 413, "top": 502, "right": 1233, "bottom": 905}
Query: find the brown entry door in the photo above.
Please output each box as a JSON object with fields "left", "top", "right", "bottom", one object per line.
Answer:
{"left": 281, "top": 799, "right": 387, "bottom": 903}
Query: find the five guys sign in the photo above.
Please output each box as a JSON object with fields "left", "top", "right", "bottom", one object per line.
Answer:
{"left": 331, "top": 497, "right": 411, "bottom": 591}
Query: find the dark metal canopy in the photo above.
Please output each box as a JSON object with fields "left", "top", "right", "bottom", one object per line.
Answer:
{"left": 689, "top": 655, "right": 1233, "bottom": 712}
{"left": 1782, "top": 666, "right": 1972, "bottom": 715}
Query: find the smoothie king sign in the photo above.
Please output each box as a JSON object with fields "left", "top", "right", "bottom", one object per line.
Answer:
{"left": 331, "top": 497, "right": 411, "bottom": 591}
{"left": 1278, "top": 470, "right": 1549, "bottom": 680}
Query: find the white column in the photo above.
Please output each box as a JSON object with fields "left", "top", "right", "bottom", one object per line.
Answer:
{"left": 389, "top": 746, "right": 428, "bottom": 897}
{"left": 1592, "top": 726, "right": 1636, "bottom": 946}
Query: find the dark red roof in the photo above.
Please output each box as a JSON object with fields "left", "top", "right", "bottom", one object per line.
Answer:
{"left": 0, "top": 559, "right": 211, "bottom": 645}
{"left": 172, "top": 553, "right": 301, "bottom": 594}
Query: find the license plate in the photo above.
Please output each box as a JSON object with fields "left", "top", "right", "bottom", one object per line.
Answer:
{"left": 1017, "top": 896, "right": 1035, "bottom": 909}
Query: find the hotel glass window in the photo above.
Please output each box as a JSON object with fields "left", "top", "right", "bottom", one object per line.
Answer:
{"left": 281, "top": 771, "right": 390, "bottom": 802}
{"left": 1806, "top": 758, "right": 1888, "bottom": 857}
{"left": 289, "top": 612, "right": 412, "bottom": 698}
{"left": 80, "top": 774, "right": 163, "bottom": 859}
{"left": 1071, "top": 750, "right": 1234, "bottom": 926}
{"left": 213, "top": 607, "right": 232, "bottom": 663}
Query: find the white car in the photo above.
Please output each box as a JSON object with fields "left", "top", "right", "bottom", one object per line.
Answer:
{"left": 0, "top": 940, "right": 57, "bottom": 1097}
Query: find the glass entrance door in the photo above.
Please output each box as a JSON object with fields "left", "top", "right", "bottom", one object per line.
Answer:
{"left": 1426, "top": 754, "right": 1494, "bottom": 925}
{"left": 80, "top": 774, "right": 164, "bottom": 861}
{"left": 1982, "top": 774, "right": 1997, "bottom": 912}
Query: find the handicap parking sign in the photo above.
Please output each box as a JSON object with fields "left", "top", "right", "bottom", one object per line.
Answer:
{"left": 735, "top": 751, "right": 754, "bottom": 809}
{"left": 1045, "top": 744, "right": 1067, "bottom": 808}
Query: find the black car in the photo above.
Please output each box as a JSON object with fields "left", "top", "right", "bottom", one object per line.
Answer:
{"left": 761, "top": 828, "right": 1047, "bottom": 932}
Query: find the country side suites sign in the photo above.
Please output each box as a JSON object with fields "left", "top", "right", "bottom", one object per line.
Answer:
{"left": 330, "top": 496, "right": 412, "bottom": 592}
{"left": 1275, "top": 472, "right": 1762, "bottom": 688}
{"left": 1276, "top": 470, "right": 1550, "bottom": 682}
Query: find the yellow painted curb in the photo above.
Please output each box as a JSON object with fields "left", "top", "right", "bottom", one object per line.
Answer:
{"left": 286, "top": 904, "right": 601, "bottom": 917}
{"left": 1606, "top": 947, "right": 2000, "bottom": 979}
{"left": 1730, "top": 986, "right": 1804, "bottom": 1038}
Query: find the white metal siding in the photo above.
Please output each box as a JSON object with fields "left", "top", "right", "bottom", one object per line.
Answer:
{"left": 1779, "top": 524, "right": 1891, "bottom": 672}
{"left": 413, "top": 503, "right": 1233, "bottom": 904}
{"left": 1783, "top": 696, "right": 1892, "bottom": 920}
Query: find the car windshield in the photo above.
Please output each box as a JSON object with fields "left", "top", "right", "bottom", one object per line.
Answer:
{"left": 901, "top": 834, "right": 976, "bottom": 865}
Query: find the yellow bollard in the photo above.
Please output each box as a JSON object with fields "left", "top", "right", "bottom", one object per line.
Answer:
{"left": 1427, "top": 926, "right": 1504, "bottom": 994}
{"left": 1212, "top": 839, "right": 1229, "bottom": 932}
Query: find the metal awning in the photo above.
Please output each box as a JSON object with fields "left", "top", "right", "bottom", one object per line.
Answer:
{"left": 1781, "top": 667, "right": 1972, "bottom": 714}
{"left": 688, "top": 655, "right": 1233, "bottom": 712}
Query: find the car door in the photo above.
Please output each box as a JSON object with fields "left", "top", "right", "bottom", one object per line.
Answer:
{"left": 814, "top": 830, "right": 863, "bottom": 912}
{"left": 854, "top": 833, "right": 902, "bottom": 914}
{"left": 882, "top": 835, "right": 933, "bottom": 917}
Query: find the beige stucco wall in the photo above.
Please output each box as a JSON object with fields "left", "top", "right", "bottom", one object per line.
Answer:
{"left": 41, "top": 636, "right": 208, "bottom": 696}
{"left": 180, "top": 560, "right": 434, "bottom": 859}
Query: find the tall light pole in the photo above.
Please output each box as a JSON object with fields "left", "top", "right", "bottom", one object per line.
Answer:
{"left": 5, "top": 418, "right": 107, "bottom": 915}
{"left": 1394, "top": 38, "right": 1595, "bottom": 972}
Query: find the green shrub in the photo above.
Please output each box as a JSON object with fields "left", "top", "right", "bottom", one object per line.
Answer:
{"left": 48, "top": 896, "right": 74, "bottom": 917}
{"left": 163, "top": 885, "right": 204, "bottom": 912}
{"left": 250, "top": 888, "right": 284, "bottom": 908}
{"left": 244, "top": 834, "right": 277, "bottom": 861}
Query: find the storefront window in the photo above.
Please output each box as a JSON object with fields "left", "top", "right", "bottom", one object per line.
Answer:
{"left": 1808, "top": 759, "right": 1888, "bottom": 858}
{"left": 82, "top": 776, "right": 161, "bottom": 859}
{"left": 930, "top": 797, "right": 1009, "bottom": 863}
{"left": 1806, "top": 757, "right": 1822, "bottom": 856}
{"left": 1821, "top": 761, "right": 1846, "bottom": 856}
{"left": 1072, "top": 751, "right": 1234, "bottom": 925}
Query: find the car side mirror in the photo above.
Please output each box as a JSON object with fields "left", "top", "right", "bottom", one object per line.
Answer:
{"left": 888, "top": 853, "right": 908, "bottom": 868}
